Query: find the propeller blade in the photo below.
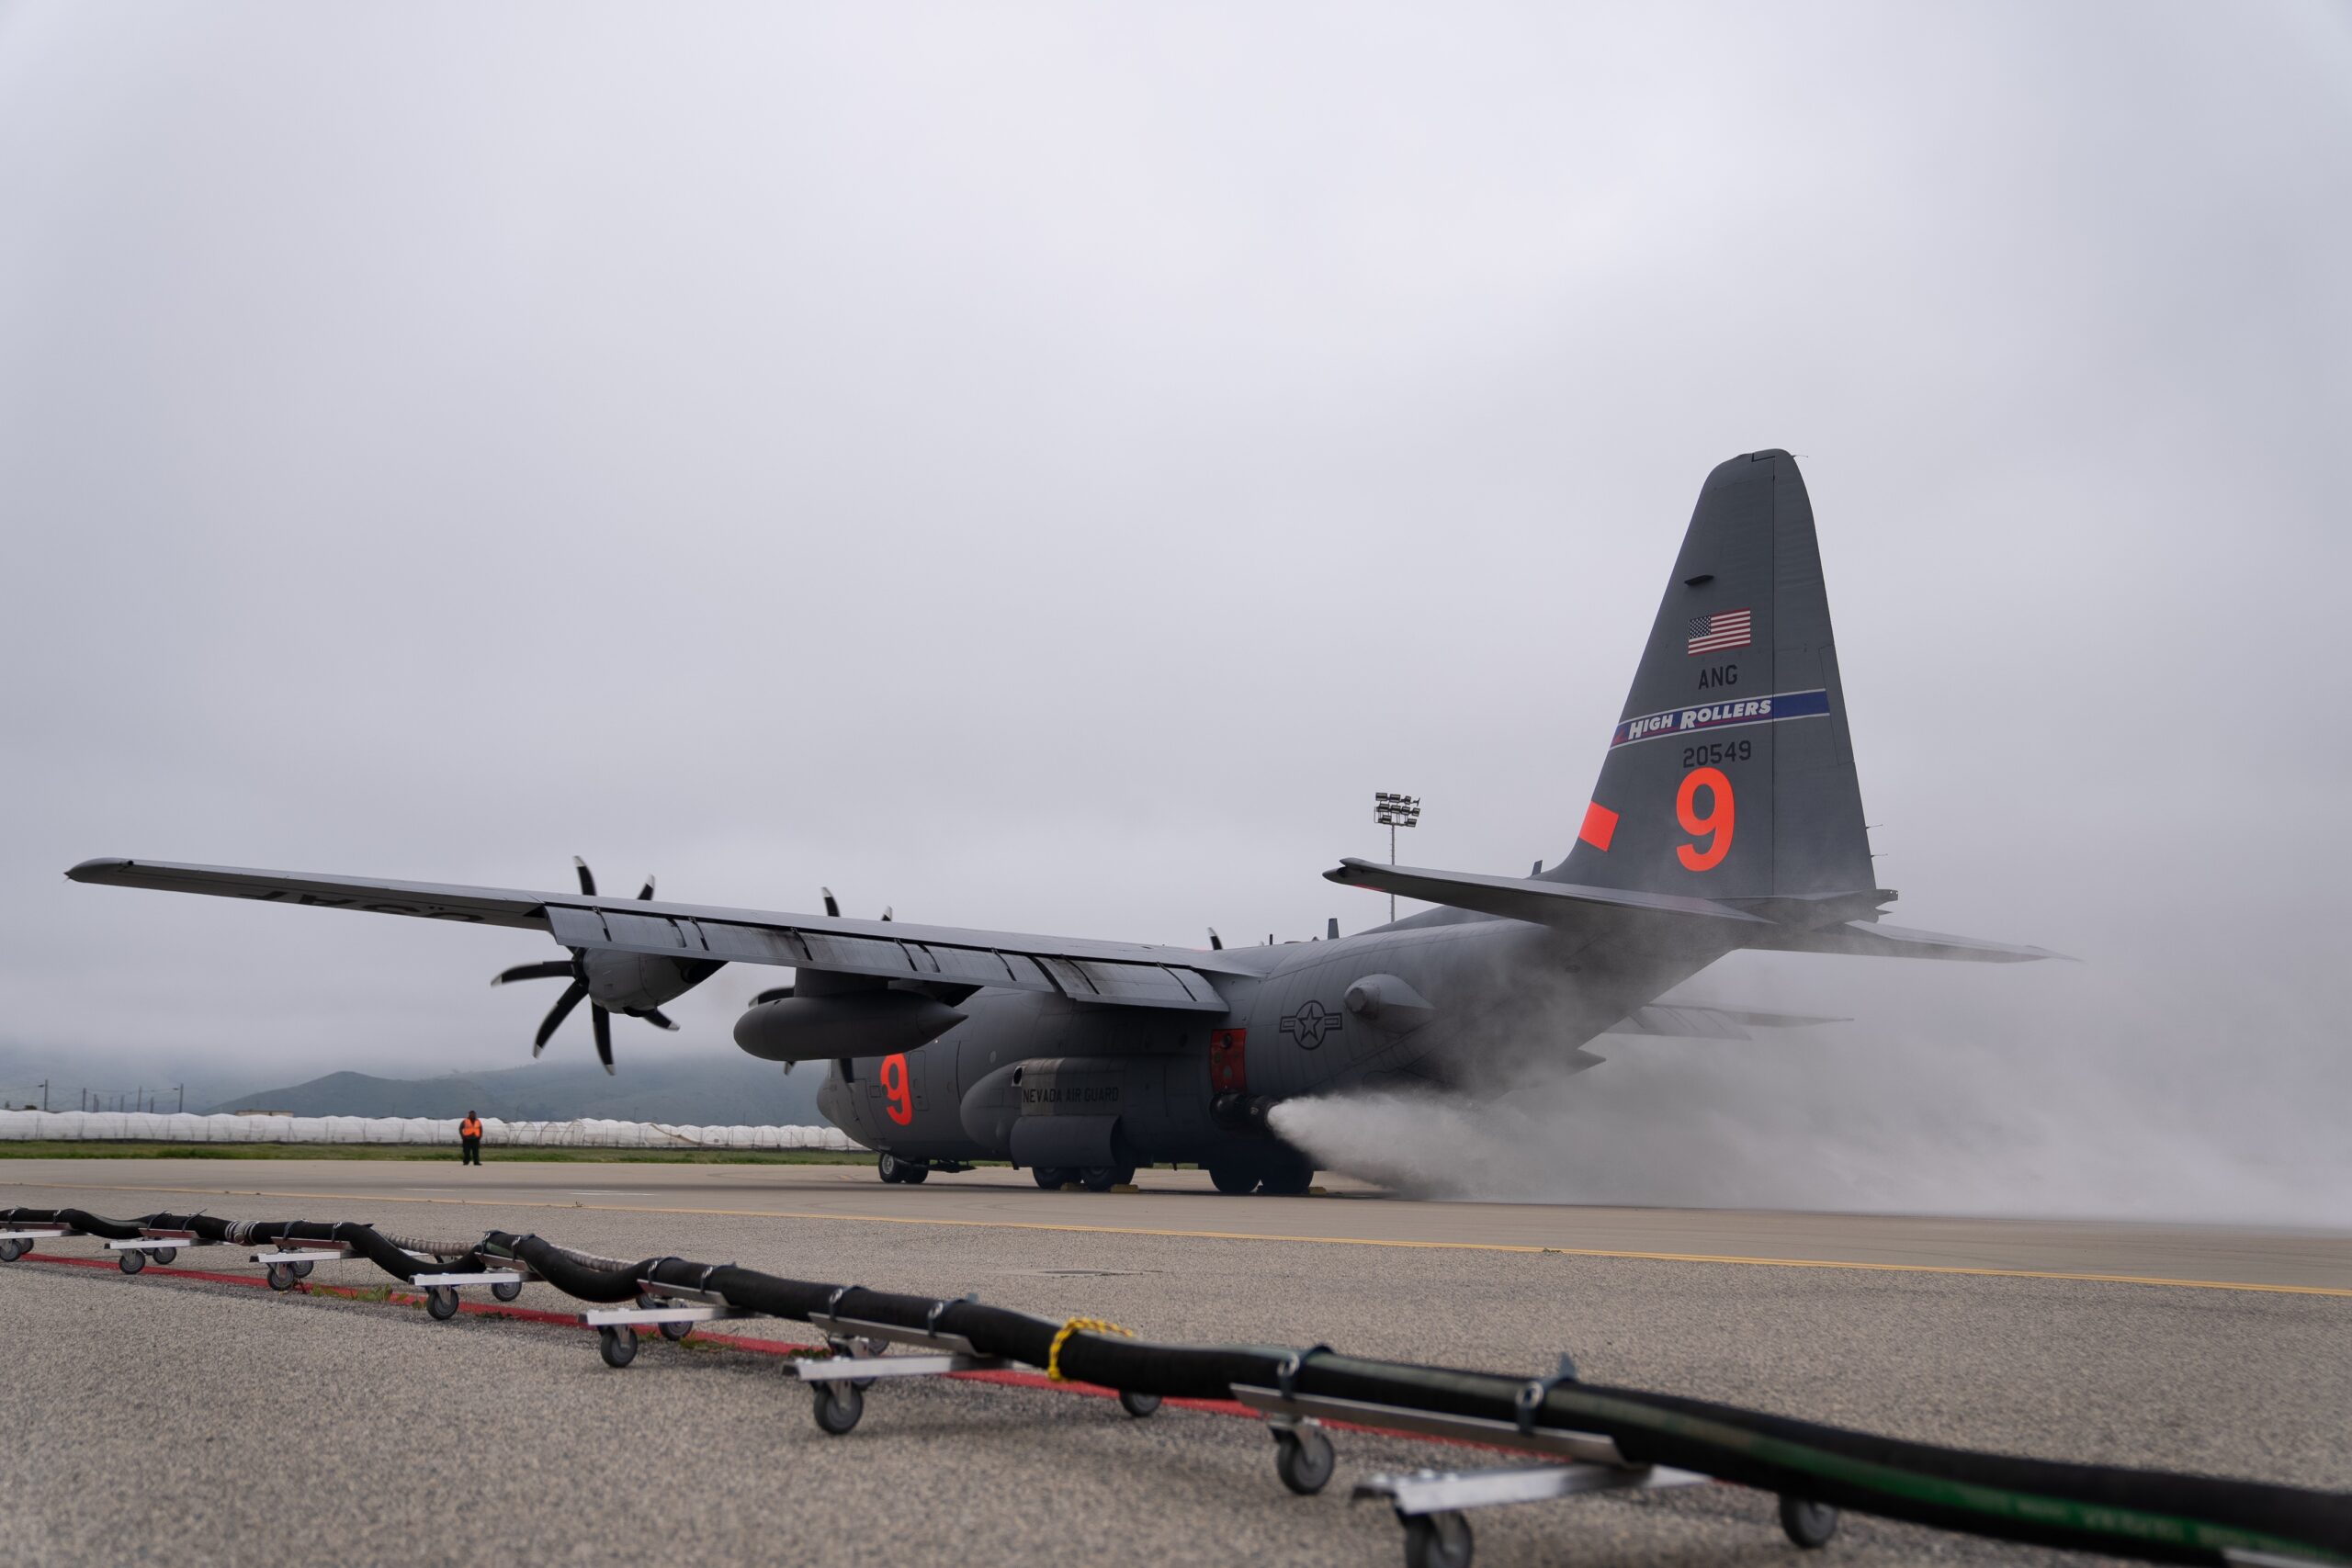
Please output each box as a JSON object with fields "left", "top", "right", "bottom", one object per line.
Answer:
{"left": 881, "top": 906, "right": 893, "bottom": 922}
{"left": 636, "top": 875, "right": 655, "bottom": 901}
{"left": 821, "top": 886, "right": 840, "bottom": 918}
{"left": 642, "top": 1008, "right": 680, "bottom": 1032}
{"left": 592, "top": 1006, "right": 615, "bottom": 1075}
{"left": 534, "top": 982, "right": 588, "bottom": 1054}
{"left": 573, "top": 856, "right": 597, "bottom": 897}
{"left": 492, "top": 960, "right": 575, "bottom": 987}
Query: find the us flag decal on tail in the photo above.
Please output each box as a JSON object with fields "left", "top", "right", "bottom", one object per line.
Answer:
{"left": 1686, "top": 609, "right": 1752, "bottom": 654}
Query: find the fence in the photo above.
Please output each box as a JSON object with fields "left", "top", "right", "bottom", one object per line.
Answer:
{"left": 0, "top": 1110, "right": 855, "bottom": 1151}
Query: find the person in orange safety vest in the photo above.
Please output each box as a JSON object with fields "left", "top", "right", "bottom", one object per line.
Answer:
{"left": 459, "top": 1111, "right": 483, "bottom": 1166}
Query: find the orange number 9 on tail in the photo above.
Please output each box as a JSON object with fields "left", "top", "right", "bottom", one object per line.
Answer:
{"left": 1676, "top": 767, "right": 1735, "bottom": 871}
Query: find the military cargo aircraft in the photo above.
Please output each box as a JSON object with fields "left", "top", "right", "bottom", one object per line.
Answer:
{"left": 70, "top": 450, "right": 2052, "bottom": 1194}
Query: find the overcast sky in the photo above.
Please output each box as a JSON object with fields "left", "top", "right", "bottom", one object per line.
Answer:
{"left": 3, "top": 5, "right": 2346, "bottom": 1215}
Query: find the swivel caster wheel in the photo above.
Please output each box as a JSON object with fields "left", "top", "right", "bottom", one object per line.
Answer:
{"left": 1118, "top": 1389, "right": 1162, "bottom": 1418}
{"left": 491, "top": 1280, "right": 523, "bottom": 1303}
{"left": 598, "top": 1325, "right": 639, "bottom": 1368}
{"left": 290, "top": 1260, "right": 314, "bottom": 1280}
{"left": 152, "top": 1247, "right": 177, "bottom": 1265}
{"left": 658, "top": 1316, "right": 694, "bottom": 1342}
{"left": 1272, "top": 1427, "right": 1335, "bottom": 1495}
{"left": 826, "top": 1337, "right": 878, "bottom": 1390}
{"left": 424, "top": 1286, "right": 461, "bottom": 1321}
{"left": 1403, "top": 1511, "right": 1474, "bottom": 1568}
{"left": 0, "top": 1239, "right": 25, "bottom": 1262}
{"left": 265, "top": 1262, "right": 298, "bottom": 1292}
{"left": 812, "top": 1382, "right": 865, "bottom": 1435}
{"left": 1779, "top": 1496, "right": 1838, "bottom": 1549}
{"left": 118, "top": 1249, "right": 145, "bottom": 1275}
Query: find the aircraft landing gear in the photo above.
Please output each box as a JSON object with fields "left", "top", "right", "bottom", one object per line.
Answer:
{"left": 1080, "top": 1164, "right": 1136, "bottom": 1193}
{"left": 1259, "top": 1150, "right": 1315, "bottom": 1197}
{"left": 1207, "top": 1164, "right": 1259, "bottom": 1195}
{"left": 876, "top": 1153, "right": 929, "bottom": 1185}
{"left": 1032, "top": 1167, "right": 1075, "bottom": 1190}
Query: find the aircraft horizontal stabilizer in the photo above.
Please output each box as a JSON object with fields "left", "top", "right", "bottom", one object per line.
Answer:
{"left": 1324, "top": 859, "right": 2059, "bottom": 963}
{"left": 1324, "top": 858, "right": 1767, "bottom": 933}
{"left": 1742, "top": 921, "right": 2067, "bottom": 964}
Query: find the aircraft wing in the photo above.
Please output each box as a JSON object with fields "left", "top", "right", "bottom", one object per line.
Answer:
{"left": 65, "top": 858, "right": 1244, "bottom": 1012}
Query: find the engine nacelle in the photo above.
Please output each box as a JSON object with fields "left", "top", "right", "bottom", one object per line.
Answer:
{"left": 732, "top": 989, "right": 966, "bottom": 1063}
{"left": 582, "top": 951, "right": 720, "bottom": 1015}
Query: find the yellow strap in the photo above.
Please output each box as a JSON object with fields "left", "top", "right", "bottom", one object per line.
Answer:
{"left": 1046, "top": 1315, "right": 1131, "bottom": 1382}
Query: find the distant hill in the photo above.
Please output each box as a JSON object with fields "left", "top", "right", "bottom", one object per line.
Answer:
{"left": 206, "top": 1056, "right": 828, "bottom": 1125}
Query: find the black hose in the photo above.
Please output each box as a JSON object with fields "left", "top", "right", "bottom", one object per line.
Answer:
{"left": 481, "top": 1230, "right": 2352, "bottom": 1564}
{"left": 25, "top": 1212, "right": 2351, "bottom": 1565}
{"left": 3, "top": 1205, "right": 144, "bottom": 1240}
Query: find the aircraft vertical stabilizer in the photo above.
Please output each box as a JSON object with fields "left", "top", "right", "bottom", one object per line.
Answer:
{"left": 1550, "top": 450, "right": 1877, "bottom": 907}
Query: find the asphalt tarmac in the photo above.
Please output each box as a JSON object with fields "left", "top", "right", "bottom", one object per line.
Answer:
{"left": 3, "top": 1158, "right": 2347, "bottom": 1568}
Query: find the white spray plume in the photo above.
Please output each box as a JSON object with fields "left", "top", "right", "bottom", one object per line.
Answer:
{"left": 1269, "top": 955, "right": 2352, "bottom": 1227}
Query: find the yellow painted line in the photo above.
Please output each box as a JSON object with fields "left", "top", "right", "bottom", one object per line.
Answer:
{"left": 16, "top": 1177, "right": 2352, "bottom": 1299}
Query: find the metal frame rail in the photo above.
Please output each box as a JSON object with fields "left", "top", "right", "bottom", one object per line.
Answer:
{"left": 581, "top": 1283, "right": 1163, "bottom": 1436}
{"left": 1, "top": 1219, "right": 222, "bottom": 1273}
{"left": 1231, "top": 1377, "right": 1834, "bottom": 1568}
{"left": 245, "top": 1240, "right": 537, "bottom": 1318}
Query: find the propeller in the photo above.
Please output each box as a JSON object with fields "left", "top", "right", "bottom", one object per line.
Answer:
{"left": 491, "top": 857, "right": 677, "bottom": 1076}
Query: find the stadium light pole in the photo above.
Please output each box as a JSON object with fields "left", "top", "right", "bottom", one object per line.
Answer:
{"left": 1374, "top": 792, "right": 1421, "bottom": 922}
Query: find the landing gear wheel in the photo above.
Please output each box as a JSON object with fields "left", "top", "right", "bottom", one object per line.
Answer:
{"left": 152, "top": 1247, "right": 177, "bottom": 1265}
{"left": 659, "top": 1316, "right": 694, "bottom": 1342}
{"left": 598, "top": 1325, "right": 639, "bottom": 1368}
{"left": 1259, "top": 1155, "right": 1315, "bottom": 1197}
{"left": 1033, "top": 1167, "right": 1074, "bottom": 1190}
{"left": 1080, "top": 1166, "right": 1125, "bottom": 1192}
{"left": 266, "top": 1261, "right": 297, "bottom": 1292}
{"left": 290, "top": 1260, "right": 314, "bottom": 1280}
{"left": 1403, "top": 1511, "right": 1475, "bottom": 1568}
{"left": 812, "top": 1382, "right": 865, "bottom": 1435}
{"left": 119, "top": 1249, "right": 145, "bottom": 1274}
{"left": 900, "top": 1162, "right": 928, "bottom": 1184}
{"left": 877, "top": 1152, "right": 904, "bottom": 1183}
{"left": 425, "top": 1286, "right": 460, "bottom": 1321}
{"left": 1272, "top": 1427, "right": 1336, "bottom": 1495}
{"left": 1779, "top": 1496, "right": 1838, "bottom": 1549}
{"left": 491, "top": 1280, "right": 523, "bottom": 1303}
{"left": 1208, "top": 1164, "right": 1260, "bottom": 1195}
{"left": 1118, "top": 1389, "right": 1162, "bottom": 1418}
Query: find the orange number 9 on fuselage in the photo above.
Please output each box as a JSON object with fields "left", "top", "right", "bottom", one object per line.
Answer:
{"left": 880, "top": 1052, "right": 913, "bottom": 1125}
{"left": 1676, "top": 766, "right": 1735, "bottom": 872}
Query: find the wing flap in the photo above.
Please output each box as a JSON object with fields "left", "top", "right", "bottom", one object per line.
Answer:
{"left": 1608, "top": 1003, "right": 1850, "bottom": 1039}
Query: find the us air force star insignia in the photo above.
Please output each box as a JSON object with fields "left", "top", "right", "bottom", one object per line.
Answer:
{"left": 1279, "top": 1000, "right": 1341, "bottom": 1050}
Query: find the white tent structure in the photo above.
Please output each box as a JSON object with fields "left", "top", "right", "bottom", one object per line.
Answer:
{"left": 0, "top": 1110, "right": 854, "bottom": 1151}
